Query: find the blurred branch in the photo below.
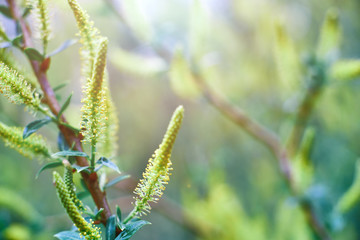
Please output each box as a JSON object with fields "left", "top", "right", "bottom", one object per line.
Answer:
{"left": 6, "top": 0, "right": 112, "bottom": 226}
{"left": 192, "top": 72, "right": 330, "bottom": 240}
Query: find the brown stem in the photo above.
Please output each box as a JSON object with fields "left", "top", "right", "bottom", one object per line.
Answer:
{"left": 7, "top": 0, "right": 112, "bottom": 226}
{"left": 192, "top": 73, "right": 330, "bottom": 240}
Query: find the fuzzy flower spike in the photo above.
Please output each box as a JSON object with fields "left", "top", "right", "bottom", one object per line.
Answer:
{"left": 80, "top": 37, "right": 108, "bottom": 146}
{"left": 53, "top": 172, "right": 101, "bottom": 239}
{"left": 0, "top": 62, "right": 41, "bottom": 112}
{"left": 124, "top": 106, "right": 184, "bottom": 223}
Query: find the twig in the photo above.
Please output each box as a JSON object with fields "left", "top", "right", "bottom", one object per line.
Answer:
{"left": 6, "top": 0, "right": 112, "bottom": 226}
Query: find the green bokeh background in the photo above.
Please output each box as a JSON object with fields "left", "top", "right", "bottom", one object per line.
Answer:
{"left": 1, "top": 0, "right": 360, "bottom": 239}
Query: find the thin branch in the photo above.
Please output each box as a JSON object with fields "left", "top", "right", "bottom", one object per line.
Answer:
{"left": 6, "top": 0, "right": 112, "bottom": 226}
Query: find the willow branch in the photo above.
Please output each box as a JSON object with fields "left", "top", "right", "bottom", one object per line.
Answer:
{"left": 6, "top": 0, "right": 112, "bottom": 226}
{"left": 192, "top": 73, "right": 330, "bottom": 240}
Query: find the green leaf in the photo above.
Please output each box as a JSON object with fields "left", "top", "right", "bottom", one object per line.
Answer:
{"left": 53, "top": 82, "right": 68, "bottom": 92}
{"left": 47, "top": 39, "right": 78, "bottom": 57}
{"left": 24, "top": 48, "right": 45, "bottom": 62}
{"left": 115, "top": 219, "right": 151, "bottom": 240}
{"left": 106, "top": 215, "right": 117, "bottom": 240}
{"left": 105, "top": 175, "right": 131, "bottom": 189}
{"left": 11, "top": 35, "right": 23, "bottom": 47}
{"left": 35, "top": 161, "right": 62, "bottom": 179}
{"left": 52, "top": 150, "right": 88, "bottom": 158}
{"left": 335, "top": 160, "right": 360, "bottom": 213}
{"left": 0, "top": 5, "right": 13, "bottom": 19}
{"left": 22, "top": 7, "right": 32, "bottom": 18}
{"left": 77, "top": 191, "right": 90, "bottom": 199}
{"left": 72, "top": 164, "right": 90, "bottom": 173}
{"left": 94, "top": 208, "right": 104, "bottom": 220}
{"left": 23, "top": 117, "right": 52, "bottom": 139}
{"left": 116, "top": 205, "right": 122, "bottom": 222}
{"left": 97, "top": 157, "right": 121, "bottom": 173}
{"left": 54, "top": 231, "right": 85, "bottom": 240}
{"left": 57, "top": 132, "right": 69, "bottom": 151}
{"left": 58, "top": 93, "right": 72, "bottom": 118}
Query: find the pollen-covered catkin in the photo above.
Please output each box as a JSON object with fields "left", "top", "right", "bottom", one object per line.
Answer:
{"left": 53, "top": 172, "right": 100, "bottom": 239}
{"left": 67, "top": 0, "right": 100, "bottom": 78}
{"left": 64, "top": 167, "right": 84, "bottom": 210}
{"left": 131, "top": 106, "right": 184, "bottom": 217}
{"left": 81, "top": 38, "right": 108, "bottom": 146}
{"left": 0, "top": 62, "right": 41, "bottom": 112}
{"left": 0, "top": 122, "right": 50, "bottom": 159}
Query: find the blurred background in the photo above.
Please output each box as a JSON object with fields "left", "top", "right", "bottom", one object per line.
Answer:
{"left": 1, "top": 0, "right": 360, "bottom": 239}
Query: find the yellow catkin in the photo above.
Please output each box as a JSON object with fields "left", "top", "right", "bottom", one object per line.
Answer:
{"left": 0, "top": 122, "right": 50, "bottom": 159}
{"left": 0, "top": 62, "right": 41, "bottom": 112}
{"left": 67, "top": 0, "right": 100, "bottom": 79}
{"left": 98, "top": 76, "right": 119, "bottom": 158}
{"left": 28, "top": 0, "right": 51, "bottom": 53}
{"left": 131, "top": 106, "right": 184, "bottom": 217}
{"left": 80, "top": 38, "right": 108, "bottom": 146}
{"left": 53, "top": 172, "right": 101, "bottom": 240}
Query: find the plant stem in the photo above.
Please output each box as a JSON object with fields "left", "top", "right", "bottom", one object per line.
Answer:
{"left": 90, "top": 144, "right": 96, "bottom": 172}
{"left": 6, "top": 0, "right": 112, "bottom": 227}
{"left": 123, "top": 208, "right": 137, "bottom": 224}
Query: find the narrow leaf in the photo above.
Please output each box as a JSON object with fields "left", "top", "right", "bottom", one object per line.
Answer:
{"left": 53, "top": 82, "right": 68, "bottom": 92}
{"left": 77, "top": 191, "right": 90, "bottom": 199}
{"left": 106, "top": 215, "right": 117, "bottom": 240}
{"left": 54, "top": 231, "right": 84, "bottom": 240}
{"left": 36, "top": 161, "right": 62, "bottom": 179}
{"left": 23, "top": 117, "right": 52, "bottom": 139}
{"left": 22, "top": 7, "right": 32, "bottom": 18}
{"left": 105, "top": 175, "right": 131, "bottom": 189}
{"left": 11, "top": 34, "right": 23, "bottom": 47}
{"left": 97, "top": 157, "right": 120, "bottom": 173}
{"left": 48, "top": 39, "right": 78, "bottom": 57}
{"left": 52, "top": 150, "right": 88, "bottom": 158}
{"left": 24, "top": 48, "right": 44, "bottom": 61}
{"left": 115, "top": 219, "right": 151, "bottom": 240}
{"left": 57, "top": 132, "right": 70, "bottom": 151}
{"left": 116, "top": 205, "right": 122, "bottom": 222}
{"left": 58, "top": 93, "right": 72, "bottom": 118}
{"left": 94, "top": 208, "right": 104, "bottom": 220}
{"left": 0, "top": 5, "right": 12, "bottom": 19}
{"left": 72, "top": 164, "right": 90, "bottom": 173}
